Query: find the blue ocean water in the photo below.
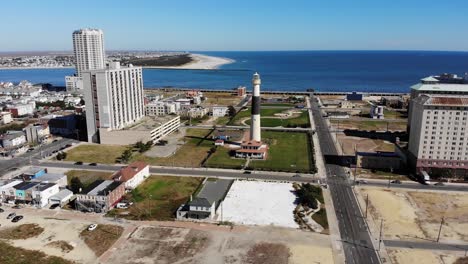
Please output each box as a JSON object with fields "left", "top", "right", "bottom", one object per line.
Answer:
{"left": 1, "top": 51, "right": 468, "bottom": 93}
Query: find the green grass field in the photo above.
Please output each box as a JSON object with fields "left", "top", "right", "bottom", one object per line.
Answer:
{"left": 245, "top": 111, "right": 310, "bottom": 128}
{"left": 65, "top": 144, "right": 128, "bottom": 164}
{"left": 205, "top": 147, "right": 246, "bottom": 169}
{"left": 248, "top": 131, "right": 316, "bottom": 173}
{"left": 132, "top": 128, "right": 213, "bottom": 167}
{"left": 65, "top": 170, "right": 113, "bottom": 188}
{"left": 312, "top": 207, "right": 329, "bottom": 231}
{"left": 109, "top": 175, "right": 203, "bottom": 220}
{"left": 229, "top": 107, "right": 285, "bottom": 125}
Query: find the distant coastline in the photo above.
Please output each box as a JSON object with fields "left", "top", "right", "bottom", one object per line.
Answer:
{"left": 0, "top": 66, "right": 74, "bottom": 70}
{"left": 142, "top": 54, "right": 235, "bottom": 70}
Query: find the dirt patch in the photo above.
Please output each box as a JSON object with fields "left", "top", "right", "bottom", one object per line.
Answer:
{"left": 0, "top": 240, "right": 73, "bottom": 264}
{"left": 0, "top": 224, "right": 44, "bottom": 240}
{"left": 388, "top": 249, "right": 457, "bottom": 264}
{"left": 46, "top": 240, "right": 74, "bottom": 253}
{"left": 80, "top": 224, "right": 124, "bottom": 257}
{"left": 244, "top": 242, "right": 290, "bottom": 264}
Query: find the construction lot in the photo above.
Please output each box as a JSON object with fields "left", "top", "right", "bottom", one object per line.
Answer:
{"left": 105, "top": 224, "right": 334, "bottom": 264}
{"left": 336, "top": 134, "right": 395, "bottom": 155}
{"left": 356, "top": 187, "right": 468, "bottom": 263}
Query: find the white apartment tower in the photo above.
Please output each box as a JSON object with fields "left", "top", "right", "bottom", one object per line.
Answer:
{"left": 408, "top": 94, "right": 468, "bottom": 175}
{"left": 83, "top": 62, "right": 145, "bottom": 143}
{"left": 73, "top": 28, "right": 105, "bottom": 76}
{"left": 65, "top": 28, "right": 105, "bottom": 92}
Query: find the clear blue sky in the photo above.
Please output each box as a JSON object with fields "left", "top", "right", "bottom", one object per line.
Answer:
{"left": 2, "top": 0, "right": 468, "bottom": 52}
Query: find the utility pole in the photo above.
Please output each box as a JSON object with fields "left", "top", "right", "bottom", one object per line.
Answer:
{"left": 365, "top": 194, "right": 369, "bottom": 218}
{"left": 378, "top": 219, "right": 384, "bottom": 251}
{"left": 437, "top": 217, "right": 444, "bottom": 242}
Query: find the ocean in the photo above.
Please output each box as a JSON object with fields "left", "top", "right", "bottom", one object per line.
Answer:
{"left": 1, "top": 51, "right": 468, "bottom": 93}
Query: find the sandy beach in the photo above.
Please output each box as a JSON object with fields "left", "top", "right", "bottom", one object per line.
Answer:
{"left": 144, "top": 53, "right": 235, "bottom": 70}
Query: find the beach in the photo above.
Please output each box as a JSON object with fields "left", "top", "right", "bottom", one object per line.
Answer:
{"left": 143, "top": 53, "right": 235, "bottom": 70}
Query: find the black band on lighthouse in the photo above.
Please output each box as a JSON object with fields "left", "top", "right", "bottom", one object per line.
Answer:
{"left": 251, "top": 96, "right": 260, "bottom": 115}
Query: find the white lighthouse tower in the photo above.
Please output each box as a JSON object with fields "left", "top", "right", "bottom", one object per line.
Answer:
{"left": 250, "top": 72, "right": 262, "bottom": 142}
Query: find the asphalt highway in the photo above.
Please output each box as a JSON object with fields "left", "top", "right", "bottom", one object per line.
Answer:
{"left": 310, "top": 95, "right": 381, "bottom": 264}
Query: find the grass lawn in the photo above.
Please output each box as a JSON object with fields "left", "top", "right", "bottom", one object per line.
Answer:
{"left": 331, "top": 120, "right": 407, "bottom": 131}
{"left": 383, "top": 109, "right": 407, "bottom": 119}
{"left": 80, "top": 224, "right": 124, "bottom": 257}
{"left": 65, "top": 144, "right": 128, "bottom": 164}
{"left": 215, "top": 116, "right": 230, "bottom": 125}
{"left": 229, "top": 107, "right": 285, "bottom": 125}
{"left": 0, "top": 241, "right": 73, "bottom": 264}
{"left": 65, "top": 170, "right": 114, "bottom": 188}
{"left": 261, "top": 103, "right": 295, "bottom": 107}
{"left": 248, "top": 131, "right": 316, "bottom": 173}
{"left": 244, "top": 111, "right": 310, "bottom": 128}
{"left": 312, "top": 207, "right": 329, "bottom": 232}
{"left": 109, "top": 175, "right": 203, "bottom": 220}
{"left": 205, "top": 147, "right": 246, "bottom": 169}
{"left": 132, "top": 128, "right": 213, "bottom": 167}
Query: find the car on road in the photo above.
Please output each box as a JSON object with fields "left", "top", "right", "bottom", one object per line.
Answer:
{"left": 292, "top": 174, "right": 301, "bottom": 178}
{"left": 355, "top": 180, "right": 368, "bottom": 185}
{"left": 7, "top": 213, "right": 16, "bottom": 219}
{"left": 27, "top": 148, "right": 35, "bottom": 152}
{"left": 89, "top": 163, "right": 97, "bottom": 166}
{"left": 390, "top": 180, "right": 402, "bottom": 184}
{"left": 12, "top": 205, "right": 21, "bottom": 209}
{"left": 434, "top": 182, "right": 445, "bottom": 186}
{"left": 243, "top": 171, "right": 252, "bottom": 174}
{"left": 74, "top": 161, "right": 83, "bottom": 165}
{"left": 11, "top": 215, "right": 23, "bottom": 222}
{"left": 9, "top": 167, "right": 18, "bottom": 171}
{"left": 87, "top": 224, "right": 98, "bottom": 231}
{"left": 49, "top": 204, "right": 60, "bottom": 210}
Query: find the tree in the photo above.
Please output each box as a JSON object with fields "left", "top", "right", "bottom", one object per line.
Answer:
{"left": 70, "top": 177, "right": 84, "bottom": 194}
{"left": 120, "top": 149, "right": 133, "bottom": 163}
{"left": 227, "top": 105, "right": 237, "bottom": 117}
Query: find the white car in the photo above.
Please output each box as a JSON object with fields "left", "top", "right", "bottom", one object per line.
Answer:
{"left": 87, "top": 224, "right": 98, "bottom": 231}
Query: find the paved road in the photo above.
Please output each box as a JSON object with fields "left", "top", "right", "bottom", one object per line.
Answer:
{"left": 189, "top": 124, "right": 313, "bottom": 132}
{"left": 384, "top": 239, "right": 468, "bottom": 252}
{"left": 310, "top": 95, "right": 381, "bottom": 264}
{"left": 38, "top": 161, "right": 319, "bottom": 183}
{"left": 360, "top": 179, "right": 468, "bottom": 193}
{"left": 0, "top": 138, "right": 78, "bottom": 176}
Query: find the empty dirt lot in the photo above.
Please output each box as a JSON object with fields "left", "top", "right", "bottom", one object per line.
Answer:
{"left": 388, "top": 249, "right": 458, "bottom": 264}
{"left": 358, "top": 187, "right": 468, "bottom": 241}
{"left": 104, "top": 225, "right": 334, "bottom": 264}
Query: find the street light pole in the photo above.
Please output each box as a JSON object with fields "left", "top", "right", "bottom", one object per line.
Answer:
{"left": 365, "top": 194, "right": 369, "bottom": 218}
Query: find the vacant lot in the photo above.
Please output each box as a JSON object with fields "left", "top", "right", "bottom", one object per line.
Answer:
{"left": 80, "top": 224, "right": 124, "bottom": 257}
{"left": 65, "top": 170, "right": 113, "bottom": 188}
{"left": 0, "top": 241, "right": 73, "bottom": 264}
{"left": 388, "top": 249, "right": 457, "bottom": 264}
{"left": 248, "top": 131, "right": 315, "bottom": 173}
{"left": 105, "top": 225, "right": 334, "bottom": 264}
{"left": 359, "top": 188, "right": 468, "bottom": 241}
{"left": 65, "top": 144, "right": 128, "bottom": 164}
{"left": 337, "top": 134, "right": 395, "bottom": 155}
{"left": 110, "top": 175, "right": 203, "bottom": 220}
{"left": 331, "top": 119, "right": 407, "bottom": 131}
{"left": 0, "top": 224, "right": 44, "bottom": 240}
{"left": 132, "top": 128, "right": 213, "bottom": 167}
{"left": 203, "top": 92, "right": 243, "bottom": 106}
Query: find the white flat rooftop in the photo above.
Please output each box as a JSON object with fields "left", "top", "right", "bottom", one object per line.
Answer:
{"left": 217, "top": 180, "right": 299, "bottom": 228}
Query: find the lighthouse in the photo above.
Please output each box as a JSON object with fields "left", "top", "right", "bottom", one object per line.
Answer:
{"left": 250, "top": 72, "right": 262, "bottom": 142}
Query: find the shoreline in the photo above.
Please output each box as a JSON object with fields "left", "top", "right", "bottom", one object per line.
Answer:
{"left": 142, "top": 53, "right": 235, "bottom": 70}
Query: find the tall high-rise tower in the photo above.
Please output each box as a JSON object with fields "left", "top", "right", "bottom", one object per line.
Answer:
{"left": 250, "top": 72, "right": 262, "bottom": 142}
{"left": 72, "top": 28, "right": 105, "bottom": 77}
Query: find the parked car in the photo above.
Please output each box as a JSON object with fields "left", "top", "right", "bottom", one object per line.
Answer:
{"left": 391, "top": 180, "right": 402, "bottom": 184}
{"left": 89, "top": 163, "right": 97, "bottom": 166}
{"left": 355, "top": 180, "right": 368, "bottom": 184}
{"left": 49, "top": 204, "right": 60, "bottom": 210}
{"left": 243, "top": 171, "right": 252, "bottom": 174}
{"left": 292, "top": 174, "right": 301, "bottom": 178}
{"left": 8, "top": 167, "right": 18, "bottom": 171}
{"left": 87, "top": 224, "right": 98, "bottom": 231}
{"left": 7, "top": 213, "right": 16, "bottom": 219}
{"left": 12, "top": 205, "right": 21, "bottom": 209}
{"left": 74, "top": 161, "right": 83, "bottom": 165}
{"left": 116, "top": 203, "right": 128, "bottom": 209}
{"left": 11, "top": 215, "right": 23, "bottom": 222}
{"left": 434, "top": 182, "right": 445, "bottom": 186}
{"left": 0, "top": 208, "right": 4, "bottom": 213}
